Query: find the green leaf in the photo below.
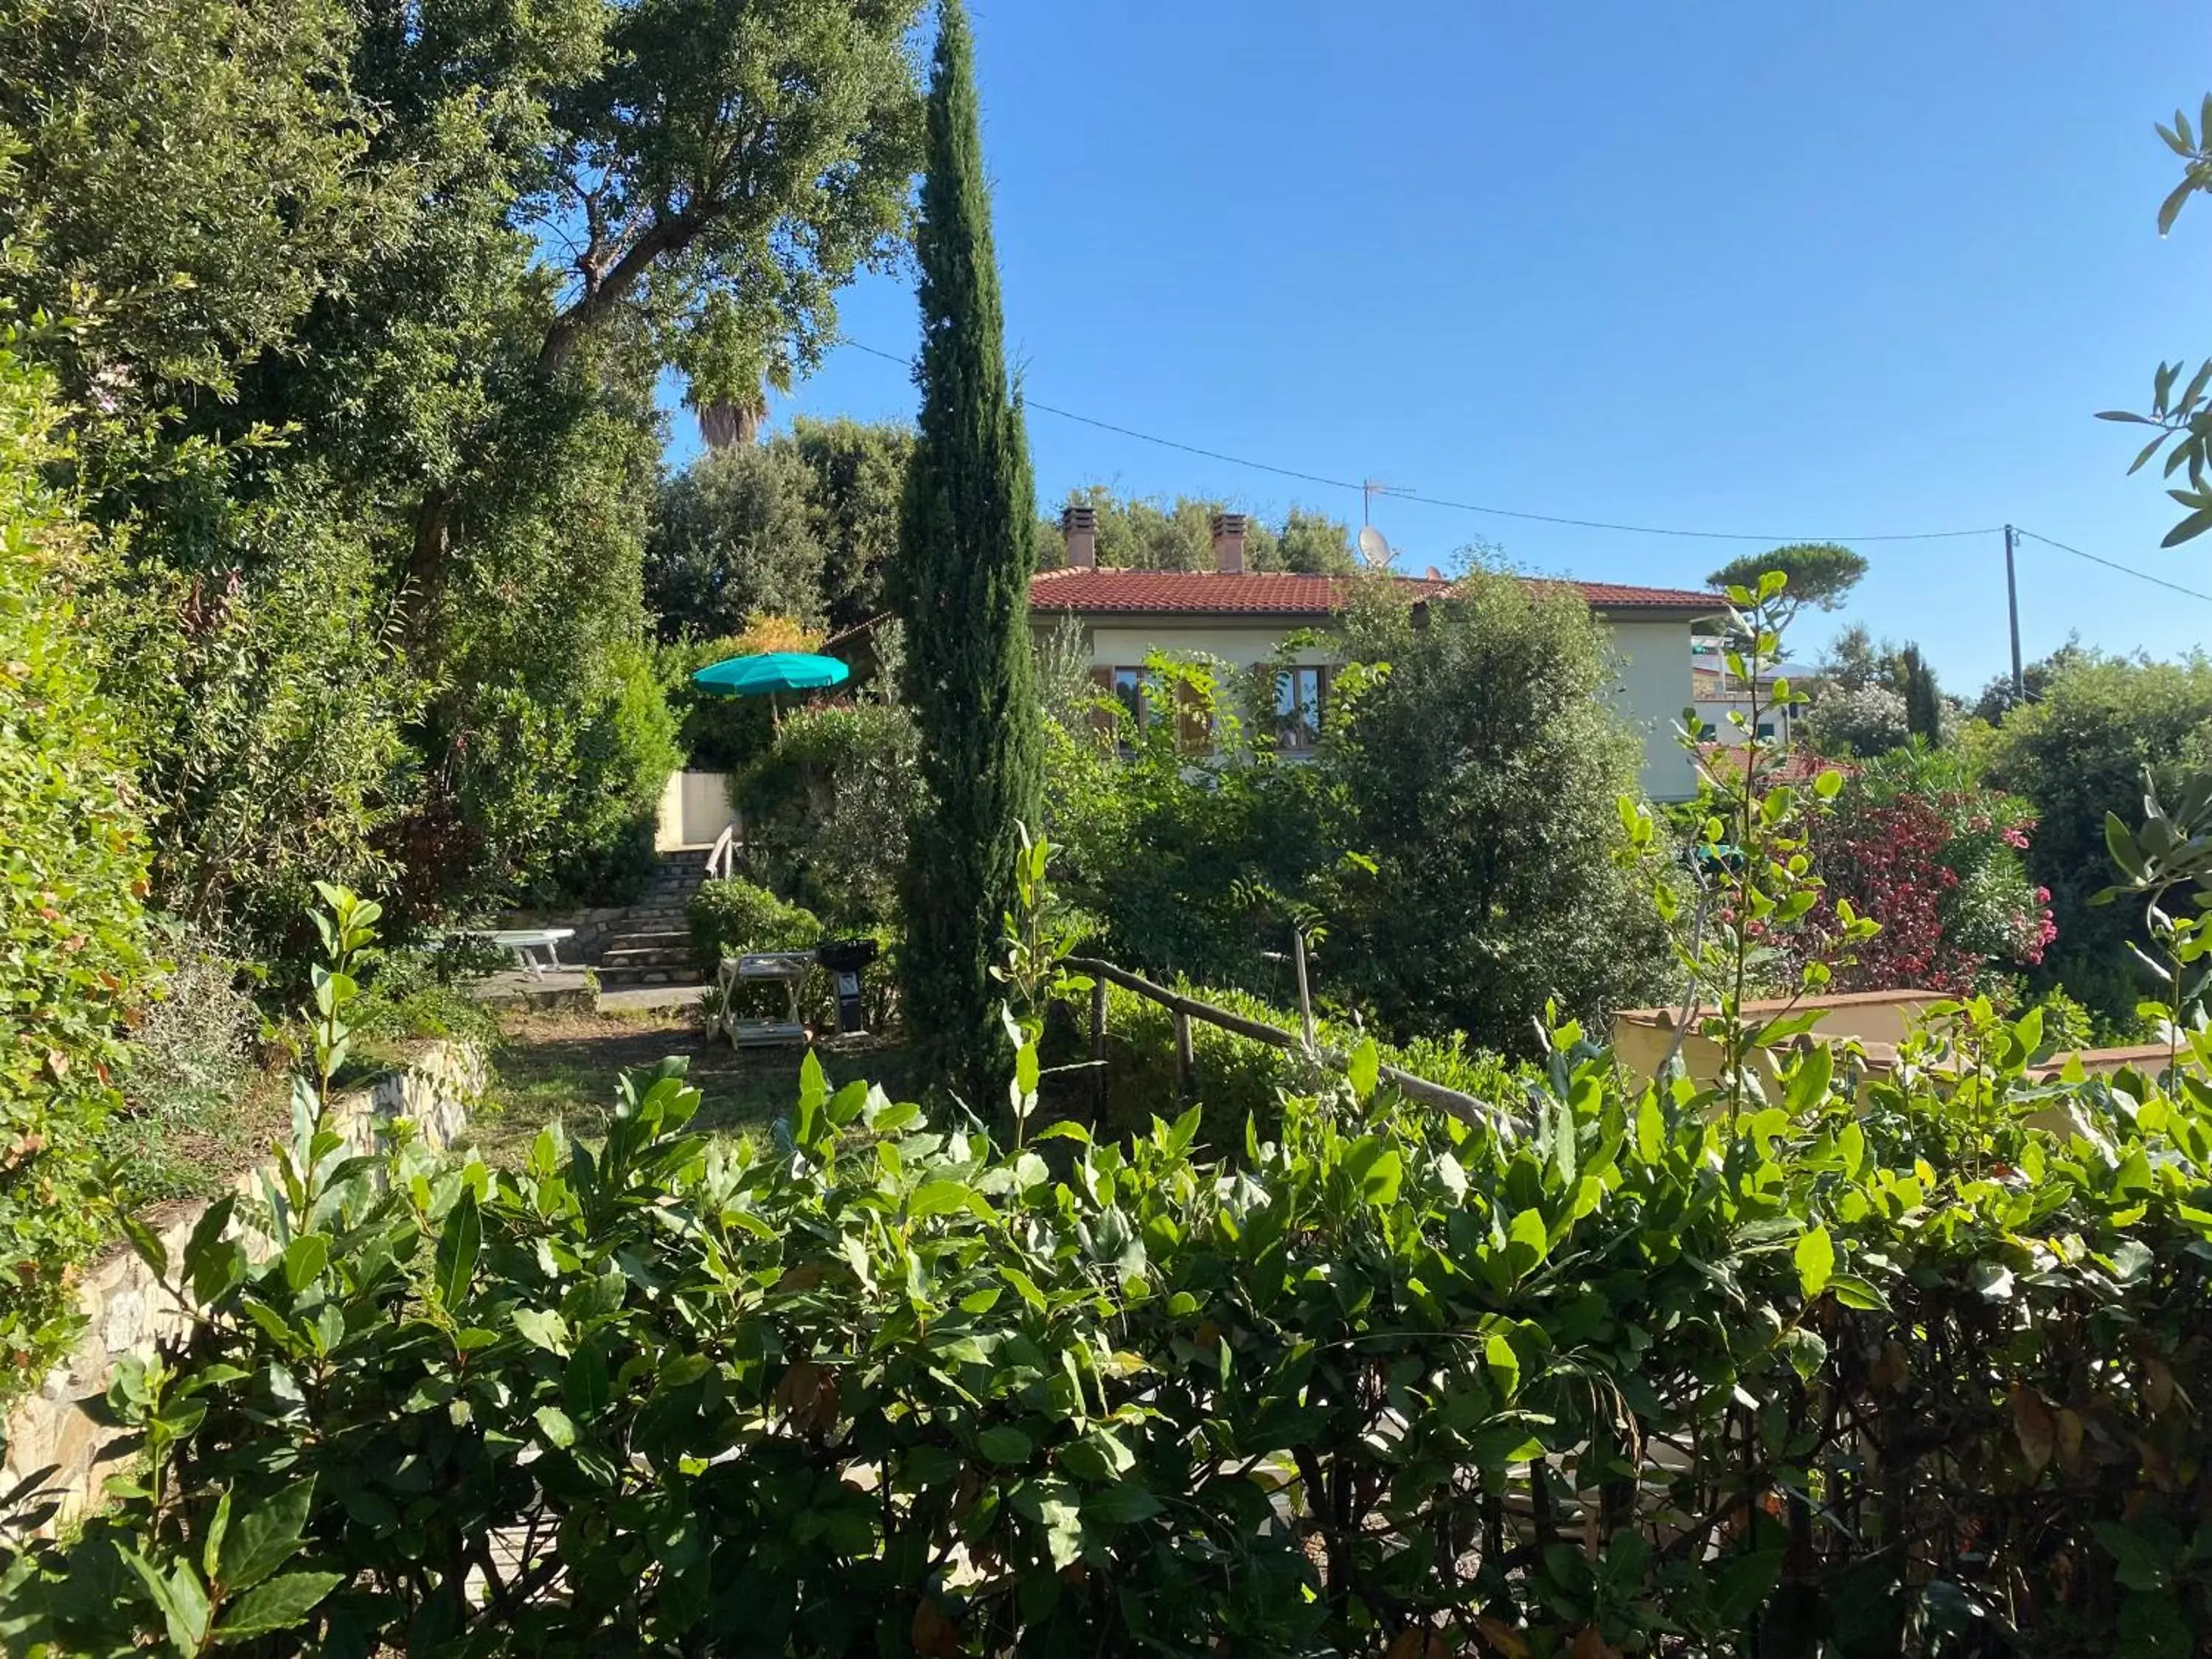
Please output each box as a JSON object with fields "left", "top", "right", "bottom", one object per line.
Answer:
{"left": 2093, "top": 1521, "right": 2173, "bottom": 1593}
{"left": 794, "top": 1049, "right": 828, "bottom": 1145}
{"left": 978, "top": 1425, "right": 1033, "bottom": 1464}
{"left": 1784, "top": 1043, "right": 1832, "bottom": 1113}
{"left": 909, "top": 1180, "right": 975, "bottom": 1220}
{"left": 1634, "top": 1095, "right": 1664, "bottom": 1163}
{"left": 218, "top": 1478, "right": 315, "bottom": 1590}
{"left": 2160, "top": 175, "right": 2198, "bottom": 237}
{"left": 1346, "top": 1037, "right": 1379, "bottom": 1102}
{"left": 512, "top": 1307, "right": 568, "bottom": 1354}
{"left": 1712, "top": 1548, "right": 1785, "bottom": 1625}
{"left": 122, "top": 1214, "right": 169, "bottom": 1281}
{"left": 1826, "top": 1272, "right": 1888, "bottom": 1311}
{"left": 1343, "top": 1137, "right": 1402, "bottom": 1206}
{"left": 1085, "top": 1479, "right": 1164, "bottom": 1526}
{"left": 122, "top": 1551, "right": 212, "bottom": 1653}
{"left": 202, "top": 1490, "right": 234, "bottom": 1583}
{"left": 564, "top": 1339, "right": 611, "bottom": 1416}
{"left": 1506, "top": 1208, "right": 1549, "bottom": 1278}
{"left": 1794, "top": 1225, "right": 1834, "bottom": 1299}
{"left": 2163, "top": 503, "right": 2212, "bottom": 547}
{"left": 211, "top": 1571, "right": 344, "bottom": 1642}
{"left": 824, "top": 1078, "right": 869, "bottom": 1127}
{"left": 1484, "top": 1331, "right": 1520, "bottom": 1399}
{"left": 2105, "top": 813, "right": 2149, "bottom": 882}
{"left": 1778, "top": 1326, "right": 1828, "bottom": 1381}
{"left": 535, "top": 1405, "right": 579, "bottom": 1449}
{"left": 434, "top": 1189, "right": 481, "bottom": 1312}
{"left": 282, "top": 1235, "right": 329, "bottom": 1294}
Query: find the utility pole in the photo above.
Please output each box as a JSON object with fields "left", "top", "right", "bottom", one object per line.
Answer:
{"left": 2003, "top": 524, "right": 2025, "bottom": 703}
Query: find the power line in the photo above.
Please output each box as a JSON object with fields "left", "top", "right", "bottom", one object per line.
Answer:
{"left": 835, "top": 336, "right": 1999, "bottom": 545}
{"left": 845, "top": 339, "right": 1357, "bottom": 491}
{"left": 2015, "top": 528, "right": 2212, "bottom": 605}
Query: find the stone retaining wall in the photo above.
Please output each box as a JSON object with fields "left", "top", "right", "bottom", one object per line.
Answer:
{"left": 1, "top": 1041, "right": 484, "bottom": 1534}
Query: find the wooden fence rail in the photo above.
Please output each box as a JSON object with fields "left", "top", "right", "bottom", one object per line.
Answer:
{"left": 1064, "top": 956, "right": 1502, "bottom": 1133}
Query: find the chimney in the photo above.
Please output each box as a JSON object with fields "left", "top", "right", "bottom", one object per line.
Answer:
{"left": 1211, "top": 511, "right": 1248, "bottom": 574}
{"left": 1062, "top": 504, "right": 1097, "bottom": 569}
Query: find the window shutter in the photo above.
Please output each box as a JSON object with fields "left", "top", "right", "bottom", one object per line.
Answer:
{"left": 1088, "top": 667, "right": 1116, "bottom": 739}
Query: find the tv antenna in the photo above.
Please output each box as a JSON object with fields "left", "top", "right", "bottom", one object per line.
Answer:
{"left": 1362, "top": 477, "right": 1413, "bottom": 526}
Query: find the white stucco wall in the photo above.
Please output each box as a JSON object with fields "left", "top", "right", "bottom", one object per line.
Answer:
{"left": 1037, "top": 612, "right": 1700, "bottom": 801}
{"left": 1077, "top": 623, "right": 1335, "bottom": 672}
{"left": 1605, "top": 619, "right": 1697, "bottom": 801}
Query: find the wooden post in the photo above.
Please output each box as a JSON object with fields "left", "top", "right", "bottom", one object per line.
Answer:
{"left": 1292, "top": 928, "right": 1318, "bottom": 1057}
{"left": 1090, "top": 977, "right": 1108, "bottom": 1119}
{"left": 1174, "top": 1009, "right": 1194, "bottom": 1102}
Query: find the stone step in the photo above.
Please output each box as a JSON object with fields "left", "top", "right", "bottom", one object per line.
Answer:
{"left": 599, "top": 929, "right": 691, "bottom": 953}
{"left": 593, "top": 961, "right": 706, "bottom": 988}
{"left": 601, "top": 943, "right": 694, "bottom": 970}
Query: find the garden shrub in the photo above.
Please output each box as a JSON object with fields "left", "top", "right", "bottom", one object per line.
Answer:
{"left": 539, "top": 641, "right": 684, "bottom": 908}
{"left": 5, "top": 975, "right": 2208, "bottom": 1654}
{"left": 1047, "top": 976, "right": 1522, "bottom": 1155}
{"left": 686, "top": 877, "right": 824, "bottom": 973}
{"left": 1801, "top": 745, "right": 2055, "bottom": 995}
{"left": 1326, "top": 570, "right": 1674, "bottom": 1050}
{"left": 102, "top": 919, "right": 261, "bottom": 1203}
{"left": 96, "top": 497, "right": 417, "bottom": 961}
{"left": 1079, "top": 979, "right": 1312, "bottom": 1148}
{"left": 0, "top": 338, "right": 152, "bottom": 1394}
{"left": 1981, "top": 650, "right": 2212, "bottom": 1023}
{"left": 1044, "top": 653, "right": 1349, "bottom": 998}
{"left": 737, "top": 698, "right": 919, "bottom": 931}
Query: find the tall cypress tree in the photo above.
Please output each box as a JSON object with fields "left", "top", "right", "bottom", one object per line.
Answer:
{"left": 894, "top": 0, "right": 1043, "bottom": 1106}
{"left": 1902, "top": 645, "right": 1944, "bottom": 748}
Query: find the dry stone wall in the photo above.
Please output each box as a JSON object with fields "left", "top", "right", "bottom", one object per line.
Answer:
{"left": 1, "top": 1041, "right": 484, "bottom": 1534}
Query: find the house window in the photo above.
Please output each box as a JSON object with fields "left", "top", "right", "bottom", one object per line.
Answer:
{"left": 1110, "top": 666, "right": 1146, "bottom": 727}
{"left": 1276, "top": 665, "right": 1324, "bottom": 751}
{"left": 1756, "top": 720, "right": 1776, "bottom": 740}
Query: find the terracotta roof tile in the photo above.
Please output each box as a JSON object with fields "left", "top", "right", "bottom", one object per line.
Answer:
{"left": 1029, "top": 568, "right": 1722, "bottom": 617}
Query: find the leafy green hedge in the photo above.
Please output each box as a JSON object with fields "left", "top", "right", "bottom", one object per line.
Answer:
{"left": 1055, "top": 975, "right": 1518, "bottom": 1151}
{"left": 0, "top": 338, "right": 151, "bottom": 1393}
{"left": 686, "top": 877, "right": 823, "bottom": 973}
{"left": 10, "top": 995, "right": 2206, "bottom": 1654}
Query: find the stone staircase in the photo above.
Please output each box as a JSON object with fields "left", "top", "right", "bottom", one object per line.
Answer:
{"left": 591, "top": 849, "right": 715, "bottom": 987}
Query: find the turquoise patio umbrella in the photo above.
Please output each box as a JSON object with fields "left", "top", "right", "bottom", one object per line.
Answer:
{"left": 691, "top": 650, "right": 851, "bottom": 723}
{"left": 691, "top": 651, "right": 851, "bottom": 696}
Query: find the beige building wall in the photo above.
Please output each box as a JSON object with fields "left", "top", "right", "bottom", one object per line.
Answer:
{"left": 654, "top": 771, "right": 742, "bottom": 850}
{"left": 1607, "top": 617, "right": 1697, "bottom": 801}
{"left": 1042, "top": 613, "right": 1699, "bottom": 801}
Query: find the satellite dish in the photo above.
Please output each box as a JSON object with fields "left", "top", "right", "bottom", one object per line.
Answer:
{"left": 1357, "top": 524, "right": 1394, "bottom": 569}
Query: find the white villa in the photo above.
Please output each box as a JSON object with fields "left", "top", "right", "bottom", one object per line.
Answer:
{"left": 1032, "top": 507, "right": 1723, "bottom": 801}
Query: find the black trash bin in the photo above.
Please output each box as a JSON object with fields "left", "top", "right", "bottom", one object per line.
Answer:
{"left": 815, "top": 937, "right": 880, "bottom": 1036}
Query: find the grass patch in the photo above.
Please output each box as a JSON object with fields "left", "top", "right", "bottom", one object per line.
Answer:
{"left": 477, "top": 1006, "right": 919, "bottom": 1166}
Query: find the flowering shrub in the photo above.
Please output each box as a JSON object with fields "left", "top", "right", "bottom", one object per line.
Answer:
{"left": 1807, "top": 748, "right": 2054, "bottom": 993}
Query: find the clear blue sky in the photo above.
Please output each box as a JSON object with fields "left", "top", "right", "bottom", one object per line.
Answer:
{"left": 686, "top": 1, "right": 2210, "bottom": 696}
